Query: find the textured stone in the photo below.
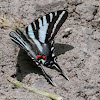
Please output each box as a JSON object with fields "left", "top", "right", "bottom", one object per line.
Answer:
{"left": 0, "top": 0, "right": 100, "bottom": 100}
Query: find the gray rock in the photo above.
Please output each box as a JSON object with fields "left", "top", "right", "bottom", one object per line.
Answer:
{"left": 83, "top": 27, "right": 94, "bottom": 35}
{"left": 91, "top": 30, "right": 100, "bottom": 41}
{"left": 67, "top": 0, "right": 83, "bottom": 5}
{"left": 76, "top": 5, "right": 97, "bottom": 21}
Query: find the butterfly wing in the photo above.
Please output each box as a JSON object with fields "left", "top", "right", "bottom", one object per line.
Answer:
{"left": 9, "top": 29, "right": 58, "bottom": 86}
{"left": 9, "top": 29, "right": 37, "bottom": 61}
{"left": 9, "top": 10, "right": 69, "bottom": 85}
{"left": 26, "top": 10, "right": 68, "bottom": 59}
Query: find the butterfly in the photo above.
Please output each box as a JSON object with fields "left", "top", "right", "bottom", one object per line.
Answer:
{"left": 9, "top": 10, "right": 69, "bottom": 86}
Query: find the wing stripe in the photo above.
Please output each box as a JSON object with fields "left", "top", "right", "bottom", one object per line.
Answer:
{"left": 38, "top": 16, "right": 49, "bottom": 43}
{"left": 25, "top": 10, "right": 68, "bottom": 56}
{"left": 35, "top": 19, "right": 39, "bottom": 29}
{"left": 38, "top": 18, "right": 43, "bottom": 28}
{"left": 10, "top": 30, "right": 36, "bottom": 59}
{"left": 27, "top": 24, "right": 43, "bottom": 53}
{"left": 52, "top": 53, "right": 55, "bottom": 57}
{"left": 43, "top": 16, "right": 47, "bottom": 25}
{"left": 40, "top": 17, "right": 43, "bottom": 25}
{"left": 31, "top": 23, "right": 39, "bottom": 40}
{"left": 55, "top": 12, "right": 57, "bottom": 16}
{"left": 31, "top": 23, "right": 35, "bottom": 31}
{"left": 50, "top": 11, "right": 68, "bottom": 41}
{"left": 51, "top": 11, "right": 65, "bottom": 37}
{"left": 50, "top": 13, "right": 53, "bottom": 22}
{"left": 45, "top": 11, "right": 62, "bottom": 43}
{"left": 10, "top": 34, "right": 25, "bottom": 48}
{"left": 46, "top": 14, "right": 50, "bottom": 23}
{"left": 51, "top": 47, "right": 54, "bottom": 51}
{"left": 33, "top": 22, "right": 37, "bottom": 30}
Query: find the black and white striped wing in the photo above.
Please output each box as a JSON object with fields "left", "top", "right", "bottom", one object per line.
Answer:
{"left": 26, "top": 10, "right": 68, "bottom": 55}
{"left": 9, "top": 29, "right": 37, "bottom": 61}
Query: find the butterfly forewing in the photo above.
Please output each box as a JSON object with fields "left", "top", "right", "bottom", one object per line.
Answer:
{"left": 48, "top": 10, "right": 68, "bottom": 42}
{"left": 26, "top": 10, "right": 68, "bottom": 58}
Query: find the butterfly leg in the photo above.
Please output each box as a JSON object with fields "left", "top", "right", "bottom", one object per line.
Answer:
{"left": 52, "top": 63, "right": 69, "bottom": 80}
{"left": 38, "top": 65, "right": 57, "bottom": 86}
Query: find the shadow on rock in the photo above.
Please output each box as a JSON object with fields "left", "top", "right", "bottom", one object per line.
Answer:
{"left": 55, "top": 43, "right": 74, "bottom": 56}
{"left": 14, "top": 43, "right": 74, "bottom": 82}
{"left": 15, "top": 49, "right": 42, "bottom": 82}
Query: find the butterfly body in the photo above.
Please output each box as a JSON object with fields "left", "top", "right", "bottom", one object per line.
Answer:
{"left": 9, "top": 10, "right": 69, "bottom": 86}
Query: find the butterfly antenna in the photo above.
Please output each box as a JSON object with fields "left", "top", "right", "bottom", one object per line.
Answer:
{"left": 38, "top": 65, "right": 57, "bottom": 86}
{"left": 52, "top": 62, "right": 69, "bottom": 80}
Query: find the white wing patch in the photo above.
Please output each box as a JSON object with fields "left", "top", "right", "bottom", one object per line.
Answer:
{"left": 52, "top": 53, "right": 55, "bottom": 57}
{"left": 51, "top": 47, "right": 54, "bottom": 51}
{"left": 26, "top": 10, "right": 68, "bottom": 55}
{"left": 33, "top": 22, "right": 36, "bottom": 30}
{"left": 38, "top": 18, "right": 42, "bottom": 28}
{"left": 38, "top": 15, "right": 49, "bottom": 43}
{"left": 43, "top": 16, "right": 47, "bottom": 25}
{"left": 38, "top": 24, "right": 49, "bottom": 43}
{"left": 28, "top": 25, "right": 43, "bottom": 53}
{"left": 55, "top": 12, "right": 57, "bottom": 16}
{"left": 50, "top": 13, "right": 53, "bottom": 22}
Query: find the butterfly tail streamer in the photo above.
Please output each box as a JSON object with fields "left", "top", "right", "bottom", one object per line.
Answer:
{"left": 38, "top": 64, "right": 57, "bottom": 86}
{"left": 9, "top": 28, "right": 36, "bottom": 60}
{"left": 52, "top": 62, "right": 69, "bottom": 80}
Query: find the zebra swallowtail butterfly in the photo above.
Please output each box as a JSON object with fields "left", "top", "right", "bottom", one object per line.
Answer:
{"left": 9, "top": 10, "right": 69, "bottom": 86}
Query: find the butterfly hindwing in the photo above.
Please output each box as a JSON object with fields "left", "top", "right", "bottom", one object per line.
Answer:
{"left": 26, "top": 10, "right": 68, "bottom": 43}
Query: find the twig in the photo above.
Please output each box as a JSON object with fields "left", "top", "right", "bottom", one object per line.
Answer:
{"left": 6, "top": 75, "right": 63, "bottom": 100}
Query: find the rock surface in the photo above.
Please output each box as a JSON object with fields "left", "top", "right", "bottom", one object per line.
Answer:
{"left": 0, "top": 0, "right": 100, "bottom": 100}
